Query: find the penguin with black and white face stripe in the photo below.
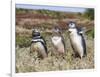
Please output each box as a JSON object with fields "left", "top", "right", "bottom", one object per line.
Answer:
{"left": 30, "top": 29, "right": 48, "bottom": 59}
{"left": 68, "top": 21, "right": 86, "bottom": 59}
{"left": 51, "top": 27, "right": 65, "bottom": 55}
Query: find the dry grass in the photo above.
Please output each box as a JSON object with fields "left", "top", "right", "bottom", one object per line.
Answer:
{"left": 16, "top": 31, "right": 94, "bottom": 73}
{"left": 15, "top": 11, "right": 94, "bottom": 73}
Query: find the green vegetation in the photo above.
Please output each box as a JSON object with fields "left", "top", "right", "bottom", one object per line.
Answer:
{"left": 83, "top": 8, "right": 94, "bottom": 20}
{"left": 16, "top": 8, "right": 33, "bottom": 14}
{"left": 86, "top": 28, "right": 94, "bottom": 38}
{"left": 16, "top": 36, "right": 31, "bottom": 48}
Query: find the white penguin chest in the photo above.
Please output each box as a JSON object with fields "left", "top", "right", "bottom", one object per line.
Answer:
{"left": 51, "top": 36, "right": 62, "bottom": 46}
{"left": 70, "top": 33, "right": 83, "bottom": 52}
{"left": 70, "top": 33, "right": 81, "bottom": 44}
{"left": 51, "top": 36, "right": 64, "bottom": 53}
{"left": 31, "top": 42, "right": 44, "bottom": 51}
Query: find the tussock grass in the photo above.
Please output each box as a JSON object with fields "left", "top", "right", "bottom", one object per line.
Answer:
{"left": 15, "top": 9, "right": 94, "bottom": 73}
{"left": 16, "top": 31, "right": 94, "bottom": 73}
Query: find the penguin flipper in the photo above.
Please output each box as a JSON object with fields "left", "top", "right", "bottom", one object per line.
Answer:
{"left": 61, "top": 37, "right": 66, "bottom": 52}
{"left": 40, "top": 36, "right": 48, "bottom": 54}
{"left": 81, "top": 35, "right": 87, "bottom": 56}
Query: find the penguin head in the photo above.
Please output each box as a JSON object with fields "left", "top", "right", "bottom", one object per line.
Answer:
{"left": 68, "top": 21, "right": 77, "bottom": 34}
{"left": 32, "top": 29, "right": 40, "bottom": 37}
{"left": 68, "top": 21, "right": 76, "bottom": 28}
{"left": 53, "top": 26, "right": 61, "bottom": 33}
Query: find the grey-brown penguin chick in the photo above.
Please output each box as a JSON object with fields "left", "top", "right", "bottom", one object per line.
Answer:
{"left": 51, "top": 27, "right": 66, "bottom": 55}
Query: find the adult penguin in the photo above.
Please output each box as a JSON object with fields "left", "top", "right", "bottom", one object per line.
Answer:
{"left": 30, "top": 29, "right": 48, "bottom": 59}
{"left": 68, "top": 21, "right": 86, "bottom": 59}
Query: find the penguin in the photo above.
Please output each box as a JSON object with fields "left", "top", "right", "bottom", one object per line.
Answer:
{"left": 68, "top": 21, "right": 86, "bottom": 59}
{"left": 30, "top": 29, "right": 48, "bottom": 59}
{"left": 51, "top": 27, "right": 65, "bottom": 55}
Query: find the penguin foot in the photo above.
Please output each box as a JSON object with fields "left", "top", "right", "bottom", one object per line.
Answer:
{"left": 72, "top": 53, "right": 82, "bottom": 59}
